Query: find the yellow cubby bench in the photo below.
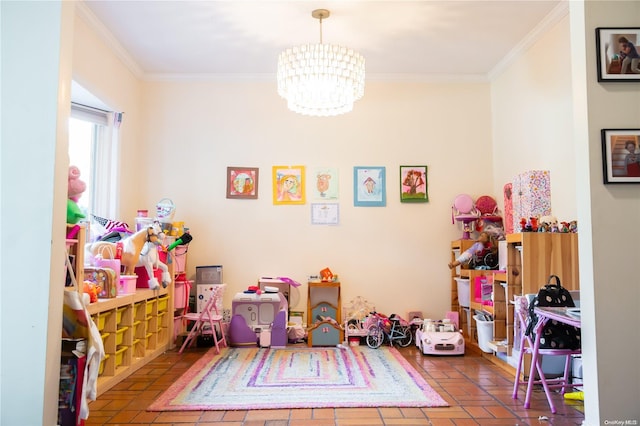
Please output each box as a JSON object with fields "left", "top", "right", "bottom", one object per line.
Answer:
{"left": 86, "top": 286, "right": 173, "bottom": 396}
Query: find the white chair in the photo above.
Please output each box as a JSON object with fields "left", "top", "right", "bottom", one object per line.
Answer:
{"left": 179, "top": 285, "right": 227, "bottom": 354}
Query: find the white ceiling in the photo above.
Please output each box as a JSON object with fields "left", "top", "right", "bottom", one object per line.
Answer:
{"left": 80, "top": 0, "right": 565, "bottom": 80}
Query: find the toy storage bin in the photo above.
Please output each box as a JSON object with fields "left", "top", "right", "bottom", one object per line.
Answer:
{"left": 146, "top": 301, "right": 155, "bottom": 316}
{"left": 100, "top": 332, "right": 110, "bottom": 348}
{"left": 174, "top": 280, "right": 192, "bottom": 311}
{"left": 474, "top": 314, "right": 494, "bottom": 353}
{"left": 454, "top": 277, "right": 470, "bottom": 308}
{"left": 98, "top": 354, "right": 109, "bottom": 375}
{"left": 114, "top": 346, "right": 127, "bottom": 368}
{"left": 173, "top": 245, "right": 188, "bottom": 274}
{"left": 135, "top": 217, "right": 154, "bottom": 231}
{"left": 115, "top": 308, "right": 124, "bottom": 324}
{"left": 115, "top": 326, "right": 128, "bottom": 346}
{"left": 157, "top": 295, "right": 169, "bottom": 312}
{"left": 93, "top": 314, "right": 103, "bottom": 331}
{"left": 118, "top": 275, "right": 137, "bottom": 294}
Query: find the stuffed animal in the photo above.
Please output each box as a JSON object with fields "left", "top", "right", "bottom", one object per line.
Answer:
{"left": 68, "top": 166, "right": 86, "bottom": 202}
{"left": 83, "top": 281, "right": 100, "bottom": 303}
{"left": 88, "top": 226, "right": 157, "bottom": 276}
{"left": 67, "top": 166, "right": 87, "bottom": 224}
{"left": 135, "top": 230, "right": 171, "bottom": 290}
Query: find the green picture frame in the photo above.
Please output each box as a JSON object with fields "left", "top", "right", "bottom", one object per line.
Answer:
{"left": 400, "top": 165, "right": 428, "bottom": 203}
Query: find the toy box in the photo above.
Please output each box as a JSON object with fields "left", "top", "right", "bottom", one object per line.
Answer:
{"left": 510, "top": 170, "right": 551, "bottom": 230}
{"left": 158, "top": 245, "right": 188, "bottom": 276}
{"left": 118, "top": 275, "right": 137, "bottom": 295}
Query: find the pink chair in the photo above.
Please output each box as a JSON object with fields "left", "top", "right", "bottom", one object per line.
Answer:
{"left": 512, "top": 297, "right": 581, "bottom": 413}
{"left": 451, "top": 194, "right": 479, "bottom": 240}
{"left": 179, "top": 285, "right": 227, "bottom": 354}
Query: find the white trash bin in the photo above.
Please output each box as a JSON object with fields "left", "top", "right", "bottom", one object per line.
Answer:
{"left": 454, "top": 277, "right": 470, "bottom": 308}
{"left": 474, "top": 314, "right": 494, "bottom": 353}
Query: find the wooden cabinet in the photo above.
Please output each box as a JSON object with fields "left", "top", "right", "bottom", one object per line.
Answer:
{"left": 63, "top": 226, "right": 177, "bottom": 403}
{"left": 506, "top": 232, "right": 579, "bottom": 295}
{"left": 505, "top": 232, "right": 579, "bottom": 354}
{"left": 451, "top": 232, "right": 579, "bottom": 359}
{"left": 466, "top": 270, "right": 510, "bottom": 353}
{"left": 449, "top": 239, "right": 475, "bottom": 313}
{"left": 88, "top": 287, "right": 172, "bottom": 396}
{"left": 307, "top": 281, "right": 343, "bottom": 346}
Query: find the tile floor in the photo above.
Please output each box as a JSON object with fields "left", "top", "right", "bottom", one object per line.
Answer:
{"left": 87, "top": 345, "right": 584, "bottom": 426}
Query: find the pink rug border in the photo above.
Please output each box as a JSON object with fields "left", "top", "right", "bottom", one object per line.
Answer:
{"left": 148, "top": 346, "right": 448, "bottom": 411}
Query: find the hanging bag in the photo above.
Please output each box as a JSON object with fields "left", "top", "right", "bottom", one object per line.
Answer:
{"left": 526, "top": 275, "right": 581, "bottom": 350}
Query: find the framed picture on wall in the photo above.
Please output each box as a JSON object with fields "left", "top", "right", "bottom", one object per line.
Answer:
{"left": 272, "top": 165, "right": 306, "bottom": 204}
{"left": 400, "top": 165, "right": 429, "bottom": 203}
{"left": 353, "top": 166, "right": 386, "bottom": 207}
{"left": 311, "top": 203, "right": 339, "bottom": 225}
{"left": 226, "top": 167, "right": 259, "bottom": 199}
{"left": 596, "top": 27, "right": 640, "bottom": 82}
{"left": 311, "top": 167, "right": 339, "bottom": 200}
{"left": 601, "top": 129, "right": 640, "bottom": 184}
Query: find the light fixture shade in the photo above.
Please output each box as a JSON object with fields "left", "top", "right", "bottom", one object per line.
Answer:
{"left": 277, "top": 43, "right": 365, "bottom": 117}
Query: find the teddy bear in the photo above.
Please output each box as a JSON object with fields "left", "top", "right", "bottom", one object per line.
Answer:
{"left": 67, "top": 165, "right": 87, "bottom": 224}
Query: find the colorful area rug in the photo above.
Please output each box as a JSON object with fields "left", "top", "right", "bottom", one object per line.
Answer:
{"left": 148, "top": 346, "right": 448, "bottom": 411}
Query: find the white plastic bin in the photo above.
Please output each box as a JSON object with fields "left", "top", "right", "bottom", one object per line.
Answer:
{"left": 474, "top": 314, "right": 494, "bottom": 353}
{"left": 455, "top": 277, "right": 470, "bottom": 308}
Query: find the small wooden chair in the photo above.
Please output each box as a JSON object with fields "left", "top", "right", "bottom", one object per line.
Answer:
{"left": 179, "top": 285, "right": 227, "bottom": 354}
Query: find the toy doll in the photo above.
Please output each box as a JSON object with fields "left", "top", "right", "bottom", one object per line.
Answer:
{"left": 448, "top": 231, "right": 494, "bottom": 270}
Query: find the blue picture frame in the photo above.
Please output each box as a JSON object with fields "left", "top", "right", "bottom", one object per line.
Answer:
{"left": 353, "top": 166, "right": 386, "bottom": 207}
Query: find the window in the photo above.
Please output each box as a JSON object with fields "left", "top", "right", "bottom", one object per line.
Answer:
{"left": 69, "top": 101, "right": 120, "bottom": 220}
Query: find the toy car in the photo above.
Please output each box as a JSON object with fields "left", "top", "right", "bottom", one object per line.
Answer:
{"left": 416, "top": 322, "right": 465, "bottom": 355}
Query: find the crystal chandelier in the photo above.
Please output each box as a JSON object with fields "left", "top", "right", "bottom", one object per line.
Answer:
{"left": 277, "top": 9, "right": 365, "bottom": 117}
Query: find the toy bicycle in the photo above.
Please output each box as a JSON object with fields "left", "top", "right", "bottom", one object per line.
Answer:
{"left": 366, "top": 312, "right": 413, "bottom": 348}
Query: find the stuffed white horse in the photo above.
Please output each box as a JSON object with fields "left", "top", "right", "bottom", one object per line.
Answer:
{"left": 135, "top": 224, "right": 171, "bottom": 290}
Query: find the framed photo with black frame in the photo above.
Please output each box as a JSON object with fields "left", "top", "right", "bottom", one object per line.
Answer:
{"left": 596, "top": 27, "right": 640, "bottom": 82}
{"left": 601, "top": 129, "right": 640, "bottom": 184}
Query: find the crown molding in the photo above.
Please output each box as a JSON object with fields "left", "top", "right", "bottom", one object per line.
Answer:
{"left": 144, "top": 72, "right": 489, "bottom": 83}
{"left": 75, "top": 1, "right": 144, "bottom": 79}
{"left": 488, "top": 1, "right": 569, "bottom": 81}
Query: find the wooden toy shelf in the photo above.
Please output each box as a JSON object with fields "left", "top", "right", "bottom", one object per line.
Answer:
{"left": 87, "top": 286, "right": 173, "bottom": 396}
{"left": 450, "top": 233, "right": 579, "bottom": 369}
